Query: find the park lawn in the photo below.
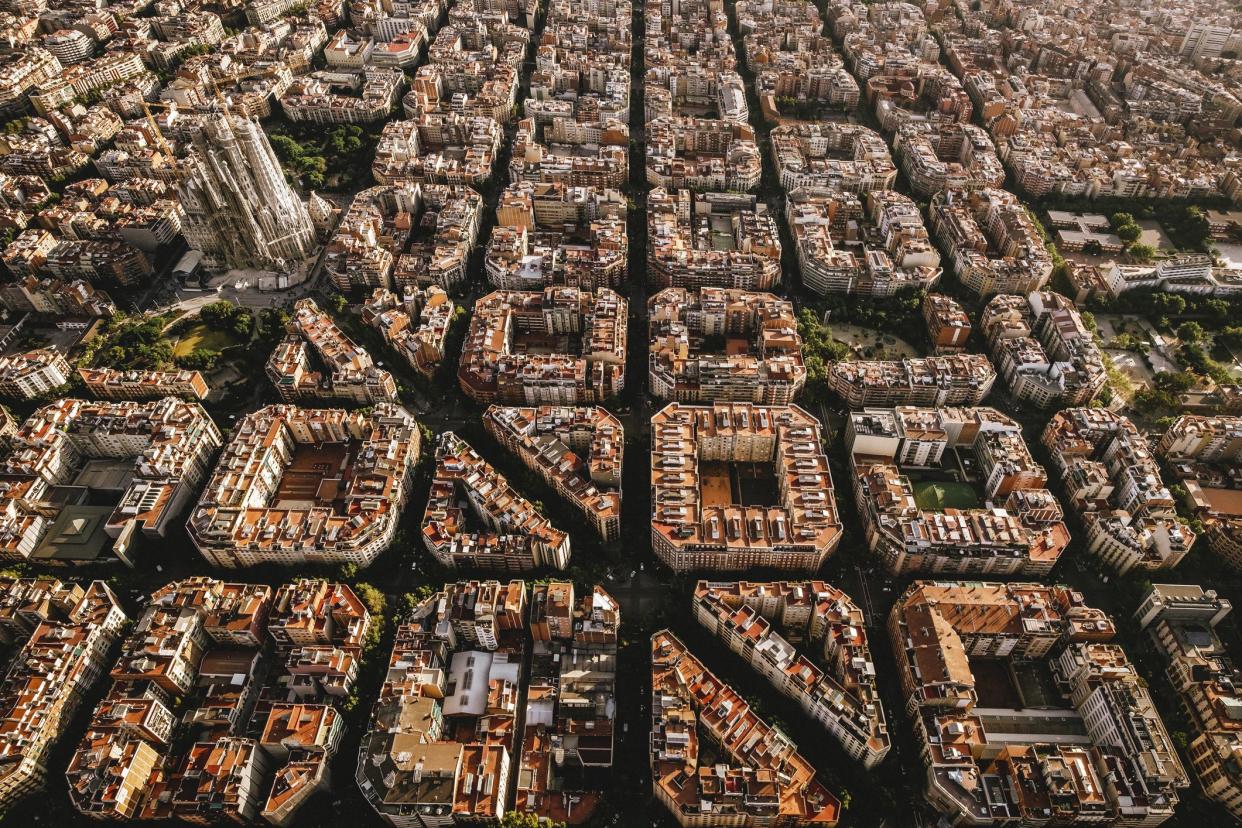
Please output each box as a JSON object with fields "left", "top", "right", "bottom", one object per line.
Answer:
{"left": 171, "top": 322, "right": 241, "bottom": 358}
{"left": 913, "top": 480, "right": 982, "bottom": 511}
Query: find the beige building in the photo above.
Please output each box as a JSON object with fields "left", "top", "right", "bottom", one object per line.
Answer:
{"left": 187, "top": 404, "right": 418, "bottom": 568}
{"left": 649, "top": 287, "right": 806, "bottom": 404}
{"left": 483, "top": 405, "right": 622, "bottom": 541}
{"left": 891, "top": 581, "right": 1187, "bottom": 825}
{"left": 651, "top": 402, "right": 842, "bottom": 573}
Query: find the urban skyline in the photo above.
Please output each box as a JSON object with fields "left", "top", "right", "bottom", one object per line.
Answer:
{"left": 0, "top": 0, "right": 1240, "bottom": 824}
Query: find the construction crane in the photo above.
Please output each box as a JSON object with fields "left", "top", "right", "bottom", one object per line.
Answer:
{"left": 139, "top": 100, "right": 176, "bottom": 159}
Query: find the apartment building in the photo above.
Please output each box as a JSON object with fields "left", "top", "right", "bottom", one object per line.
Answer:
{"left": 0, "top": 276, "right": 115, "bottom": 318}
{"left": 267, "top": 298, "right": 398, "bottom": 405}
{"left": 1043, "top": 409, "right": 1194, "bottom": 574}
{"left": 403, "top": 15, "right": 528, "bottom": 125}
{"left": 893, "top": 121, "right": 1004, "bottom": 197}
{"left": 326, "top": 183, "right": 482, "bottom": 292}
{"left": 787, "top": 186, "right": 942, "bottom": 296}
{"left": 424, "top": 431, "right": 572, "bottom": 571}
{"left": 458, "top": 288, "right": 627, "bottom": 405}
{"left": 0, "top": 47, "right": 61, "bottom": 115}
{"left": 1157, "top": 415, "right": 1242, "bottom": 570}
{"left": 372, "top": 114, "right": 502, "bottom": 186}
{"left": 738, "top": 0, "right": 858, "bottom": 120}
{"left": 79, "top": 367, "right": 209, "bottom": 401}
{"left": 649, "top": 287, "right": 806, "bottom": 405}
{"left": 1136, "top": 584, "right": 1242, "bottom": 820}
{"left": 509, "top": 118, "right": 629, "bottom": 189}
{"left": 646, "top": 116, "right": 761, "bottom": 192}
{"left": 930, "top": 188, "right": 1054, "bottom": 297}
{"left": 519, "top": 582, "right": 619, "bottom": 822}
{"left": 922, "top": 293, "right": 971, "bottom": 354}
{"left": 280, "top": 67, "right": 404, "bottom": 124}
{"left": 483, "top": 405, "right": 622, "bottom": 542}
{"left": 826, "top": 354, "right": 996, "bottom": 408}
{"left": 362, "top": 286, "right": 455, "bottom": 379}
{"left": 526, "top": 0, "right": 630, "bottom": 134}
{"left": 650, "top": 629, "right": 841, "bottom": 827}
{"left": 650, "top": 402, "right": 842, "bottom": 573}
{"left": 848, "top": 406, "right": 1069, "bottom": 576}
{"left": 0, "top": 398, "right": 222, "bottom": 562}
{"left": 0, "top": 347, "right": 70, "bottom": 398}
{"left": 187, "top": 404, "right": 419, "bottom": 568}
{"left": 0, "top": 579, "right": 125, "bottom": 812}
{"left": 647, "top": 188, "right": 781, "bottom": 291}
{"left": 67, "top": 577, "right": 363, "bottom": 824}
{"left": 981, "top": 292, "right": 1107, "bottom": 407}
{"left": 890, "top": 581, "right": 1186, "bottom": 825}
{"left": 358, "top": 580, "right": 616, "bottom": 826}
{"left": 486, "top": 180, "right": 627, "bottom": 291}
{"left": 644, "top": 0, "right": 747, "bottom": 123}
{"left": 1089, "top": 255, "right": 1242, "bottom": 301}
{"left": 693, "top": 581, "right": 890, "bottom": 769}
{"left": 770, "top": 122, "right": 897, "bottom": 193}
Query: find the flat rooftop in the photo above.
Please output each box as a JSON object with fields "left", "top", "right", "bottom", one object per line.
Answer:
{"left": 30, "top": 505, "right": 114, "bottom": 563}
{"left": 272, "top": 442, "right": 354, "bottom": 510}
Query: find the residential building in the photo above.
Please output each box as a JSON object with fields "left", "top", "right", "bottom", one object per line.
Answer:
{"left": 79, "top": 368, "right": 209, "bottom": 401}
{"left": 483, "top": 405, "right": 622, "bottom": 542}
{"left": 891, "top": 581, "right": 1186, "bottom": 825}
{"left": 0, "top": 579, "right": 125, "bottom": 812}
{"left": 458, "top": 288, "right": 626, "bottom": 405}
{"left": 0, "top": 348, "right": 70, "bottom": 398}
{"left": 650, "top": 629, "right": 840, "bottom": 827}
{"left": 648, "top": 287, "right": 806, "bottom": 404}
{"left": 362, "top": 287, "right": 455, "bottom": 379}
{"left": 848, "top": 407, "right": 1069, "bottom": 576}
{"left": 187, "top": 405, "right": 419, "bottom": 568}
{"left": 826, "top": 355, "right": 996, "bottom": 408}
{"left": 267, "top": 298, "right": 398, "bottom": 405}
{"left": 922, "top": 293, "right": 971, "bottom": 354}
{"left": 1157, "top": 415, "right": 1242, "bottom": 570}
{"left": 693, "top": 581, "right": 890, "bottom": 768}
{"left": 981, "top": 292, "right": 1107, "bottom": 408}
{"left": 787, "top": 187, "right": 941, "bottom": 296}
{"left": 0, "top": 398, "right": 222, "bottom": 563}
{"left": 650, "top": 402, "right": 842, "bottom": 573}
{"left": 1043, "top": 409, "right": 1194, "bottom": 574}
{"left": 423, "top": 432, "right": 571, "bottom": 571}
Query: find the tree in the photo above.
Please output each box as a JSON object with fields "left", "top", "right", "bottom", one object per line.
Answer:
{"left": 354, "top": 582, "right": 387, "bottom": 616}
{"left": 1154, "top": 372, "right": 1193, "bottom": 394}
{"left": 1116, "top": 223, "right": 1142, "bottom": 243}
{"left": 500, "top": 814, "right": 564, "bottom": 828}
{"left": 1182, "top": 206, "right": 1212, "bottom": 248}
{"left": 259, "top": 308, "right": 291, "bottom": 341}
{"left": 1217, "top": 326, "right": 1242, "bottom": 351}
{"left": 398, "top": 586, "right": 434, "bottom": 618}
{"left": 176, "top": 348, "right": 220, "bottom": 371}
{"left": 200, "top": 300, "right": 238, "bottom": 329}
{"left": 1204, "top": 298, "right": 1231, "bottom": 322}
{"left": 1110, "top": 212, "right": 1134, "bottom": 229}
{"left": 1082, "top": 239, "right": 1103, "bottom": 255}
{"left": 231, "top": 312, "right": 253, "bottom": 338}
{"left": 1128, "top": 243, "right": 1156, "bottom": 262}
{"left": 1176, "top": 321, "right": 1205, "bottom": 344}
